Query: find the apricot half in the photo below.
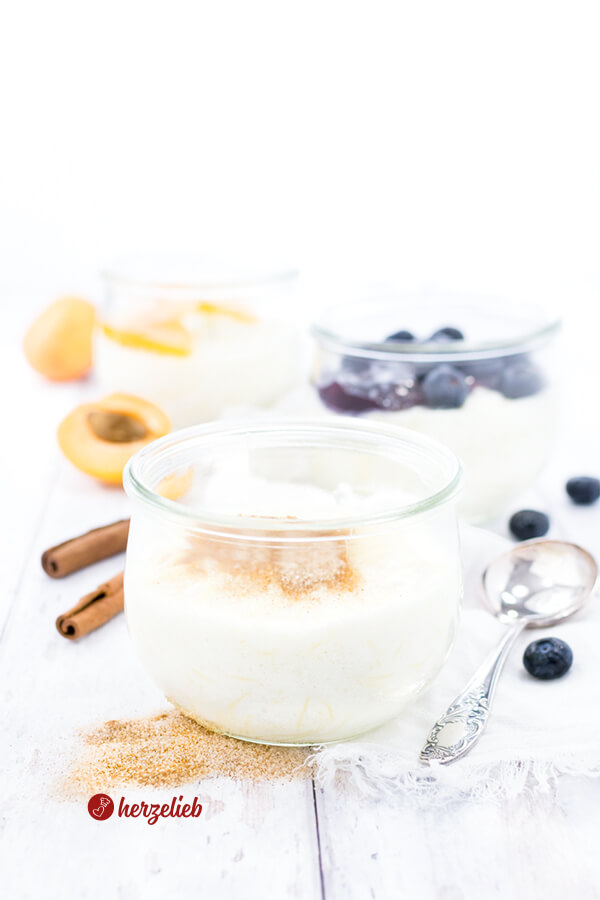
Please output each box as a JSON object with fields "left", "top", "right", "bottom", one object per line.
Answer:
{"left": 57, "top": 394, "right": 170, "bottom": 484}
{"left": 24, "top": 297, "right": 95, "bottom": 381}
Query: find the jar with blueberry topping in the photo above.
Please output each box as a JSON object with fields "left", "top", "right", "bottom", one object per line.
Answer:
{"left": 310, "top": 294, "right": 561, "bottom": 523}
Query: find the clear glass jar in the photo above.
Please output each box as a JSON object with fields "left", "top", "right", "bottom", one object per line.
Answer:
{"left": 123, "top": 418, "right": 463, "bottom": 745}
{"left": 311, "top": 294, "right": 561, "bottom": 523}
{"left": 96, "top": 253, "right": 300, "bottom": 428}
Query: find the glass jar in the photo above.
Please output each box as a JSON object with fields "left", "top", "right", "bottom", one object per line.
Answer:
{"left": 96, "top": 253, "right": 300, "bottom": 428}
{"left": 310, "top": 294, "right": 561, "bottom": 523}
{"left": 123, "top": 418, "right": 463, "bottom": 745}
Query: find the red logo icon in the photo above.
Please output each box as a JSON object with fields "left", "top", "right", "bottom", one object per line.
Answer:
{"left": 88, "top": 794, "right": 114, "bottom": 820}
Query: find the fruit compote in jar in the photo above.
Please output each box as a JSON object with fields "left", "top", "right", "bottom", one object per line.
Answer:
{"left": 311, "top": 294, "right": 560, "bottom": 523}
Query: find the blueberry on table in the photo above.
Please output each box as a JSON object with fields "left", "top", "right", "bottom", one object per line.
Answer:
{"left": 421, "top": 364, "right": 469, "bottom": 409}
{"left": 385, "top": 329, "right": 416, "bottom": 342}
{"left": 500, "top": 358, "right": 544, "bottom": 399}
{"left": 523, "top": 638, "right": 573, "bottom": 680}
{"left": 509, "top": 509, "right": 550, "bottom": 541}
{"left": 317, "top": 381, "right": 377, "bottom": 414}
{"left": 566, "top": 476, "right": 600, "bottom": 506}
{"left": 428, "top": 326, "right": 465, "bottom": 342}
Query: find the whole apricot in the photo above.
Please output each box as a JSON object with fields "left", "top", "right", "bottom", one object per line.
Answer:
{"left": 24, "top": 297, "right": 95, "bottom": 381}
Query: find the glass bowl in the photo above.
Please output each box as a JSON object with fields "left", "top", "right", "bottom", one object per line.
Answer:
{"left": 310, "top": 293, "right": 561, "bottom": 523}
{"left": 96, "top": 253, "right": 300, "bottom": 428}
{"left": 123, "top": 418, "right": 463, "bottom": 745}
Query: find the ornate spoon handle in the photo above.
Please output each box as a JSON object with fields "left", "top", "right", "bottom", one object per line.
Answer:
{"left": 420, "top": 621, "right": 526, "bottom": 764}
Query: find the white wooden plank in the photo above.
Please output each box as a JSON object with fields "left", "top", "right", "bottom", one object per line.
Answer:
{"left": 0, "top": 299, "right": 88, "bottom": 630}
{"left": 314, "top": 777, "right": 600, "bottom": 900}
{"left": 0, "top": 462, "right": 323, "bottom": 900}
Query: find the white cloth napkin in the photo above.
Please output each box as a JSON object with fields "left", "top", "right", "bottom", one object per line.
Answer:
{"left": 311, "top": 526, "right": 600, "bottom": 803}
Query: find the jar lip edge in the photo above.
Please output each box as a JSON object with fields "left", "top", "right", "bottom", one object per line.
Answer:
{"left": 311, "top": 294, "right": 561, "bottom": 362}
{"left": 123, "top": 418, "right": 463, "bottom": 538}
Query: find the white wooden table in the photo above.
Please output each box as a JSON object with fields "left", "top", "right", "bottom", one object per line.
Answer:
{"left": 2, "top": 301, "right": 600, "bottom": 900}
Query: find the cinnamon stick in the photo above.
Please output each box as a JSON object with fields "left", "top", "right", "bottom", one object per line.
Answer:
{"left": 42, "top": 520, "right": 130, "bottom": 578}
{"left": 56, "top": 572, "right": 124, "bottom": 640}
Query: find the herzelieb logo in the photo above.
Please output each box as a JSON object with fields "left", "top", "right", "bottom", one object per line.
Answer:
{"left": 88, "top": 794, "right": 115, "bottom": 820}
{"left": 87, "top": 794, "right": 203, "bottom": 825}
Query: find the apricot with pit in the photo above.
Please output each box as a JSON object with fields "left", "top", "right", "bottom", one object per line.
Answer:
{"left": 57, "top": 394, "right": 170, "bottom": 484}
{"left": 24, "top": 297, "right": 95, "bottom": 381}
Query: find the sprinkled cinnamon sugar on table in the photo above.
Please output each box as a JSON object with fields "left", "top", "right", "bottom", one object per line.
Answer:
{"left": 66, "top": 710, "right": 312, "bottom": 795}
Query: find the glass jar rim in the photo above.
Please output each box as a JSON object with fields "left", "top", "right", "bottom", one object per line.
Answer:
{"left": 311, "top": 293, "right": 561, "bottom": 363}
{"left": 123, "top": 418, "right": 463, "bottom": 539}
{"left": 101, "top": 252, "right": 298, "bottom": 293}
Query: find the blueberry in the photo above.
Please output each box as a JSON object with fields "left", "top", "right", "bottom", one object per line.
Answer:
{"left": 500, "top": 358, "right": 544, "bottom": 399}
{"left": 421, "top": 364, "right": 469, "bottom": 409}
{"left": 428, "top": 326, "right": 465, "bottom": 342}
{"left": 385, "top": 329, "right": 416, "bottom": 342}
{"left": 523, "top": 637, "right": 573, "bottom": 680}
{"left": 317, "top": 381, "right": 377, "bottom": 414}
{"left": 509, "top": 509, "right": 550, "bottom": 540}
{"left": 566, "top": 476, "right": 600, "bottom": 505}
{"left": 459, "top": 357, "right": 504, "bottom": 390}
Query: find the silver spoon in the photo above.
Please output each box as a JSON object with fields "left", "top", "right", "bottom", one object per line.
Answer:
{"left": 420, "top": 539, "right": 597, "bottom": 765}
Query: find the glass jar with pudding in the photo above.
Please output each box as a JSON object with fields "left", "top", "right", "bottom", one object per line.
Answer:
{"left": 311, "top": 294, "right": 561, "bottom": 523}
{"left": 97, "top": 254, "right": 300, "bottom": 428}
{"left": 123, "top": 418, "right": 462, "bottom": 746}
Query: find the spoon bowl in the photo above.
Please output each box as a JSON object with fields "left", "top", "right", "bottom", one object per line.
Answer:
{"left": 421, "top": 538, "right": 598, "bottom": 764}
{"left": 482, "top": 539, "right": 598, "bottom": 627}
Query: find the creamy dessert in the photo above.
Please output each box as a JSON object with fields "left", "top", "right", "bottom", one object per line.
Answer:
{"left": 312, "top": 301, "right": 560, "bottom": 523}
{"left": 123, "top": 420, "right": 463, "bottom": 745}
{"left": 96, "top": 301, "right": 300, "bottom": 428}
{"left": 126, "top": 477, "right": 460, "bottom": 744}
{"left": 311, "top": 385, "right": 554, "bottom": 523}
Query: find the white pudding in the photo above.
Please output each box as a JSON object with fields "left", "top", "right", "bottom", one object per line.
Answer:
{"left": 367, "top": 387, "right": 555, "bottom": 522}
{"left": 125, "top": 475, "right": 462, "bottom": 745}
{"left": 305, "top": 386, "right": 555, "bottom": 523}
{"left": 96, "top": 309, "right": 300, "bottom": 428}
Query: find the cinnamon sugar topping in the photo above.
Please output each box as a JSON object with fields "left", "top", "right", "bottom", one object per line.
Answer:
{"left": 66, "top": 710, "right": 312, "bottom": 795}
{"left": 178, "top": 527, "right": 360, "bottom": 599}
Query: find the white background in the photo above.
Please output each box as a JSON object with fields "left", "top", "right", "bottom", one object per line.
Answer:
{"left": 1, "top": 0, "right": 599, "bottom": 305}
{"left": 2, "top": 0, "right": 599, "bottom": 484}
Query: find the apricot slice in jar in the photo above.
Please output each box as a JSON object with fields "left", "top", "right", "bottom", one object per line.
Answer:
{"left": 99, "top": 320, "right": 192, "bottom": 356}
{"left": 57, "top": 394, "right": 170, "bottom": 484}
{"left": 194, "top": 301, "right": 257, "bottom": 324}
{"left": 156, "top": 467, "right": 194, "bottom": 500}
